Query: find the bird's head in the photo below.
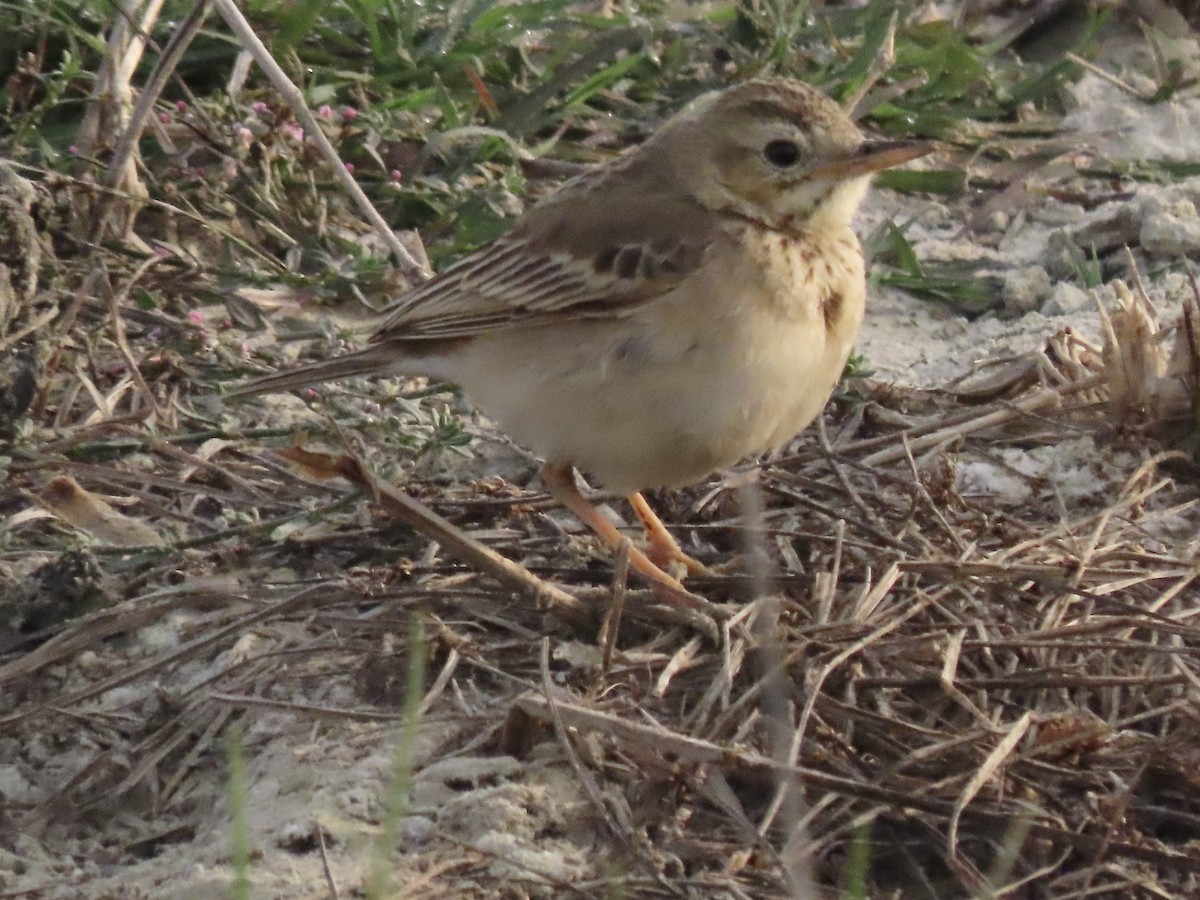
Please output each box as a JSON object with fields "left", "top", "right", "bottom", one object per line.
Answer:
{"left": 661, "top": 79, "right": 930, "bottom": 233}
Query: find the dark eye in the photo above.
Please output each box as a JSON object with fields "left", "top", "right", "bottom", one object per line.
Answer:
{"left": 763, "top": 139, "right": 799, "bottom": 168}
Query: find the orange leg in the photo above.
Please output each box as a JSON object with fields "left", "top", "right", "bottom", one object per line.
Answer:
{"left": 626, "top": 492, "right": 709, "bottom": 577}
{"left": 541, "top": 463, "right": 695, "bottom": 598}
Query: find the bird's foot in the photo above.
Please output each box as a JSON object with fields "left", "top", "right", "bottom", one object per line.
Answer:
{"left": 627, "top": 491, "right": 711, "bottom": 580}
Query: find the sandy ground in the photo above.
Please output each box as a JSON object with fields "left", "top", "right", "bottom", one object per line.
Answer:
{"left": 4, "top": 20, "right": 1200, "bottom": 900}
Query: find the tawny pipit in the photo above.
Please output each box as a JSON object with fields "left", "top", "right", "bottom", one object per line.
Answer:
{"left": 232, "top": 79, "right": 930, "bottom": 596}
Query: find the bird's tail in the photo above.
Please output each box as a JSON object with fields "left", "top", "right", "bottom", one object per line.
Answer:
{"left": 224, "top": 345, "right": 400, "bottom": 398}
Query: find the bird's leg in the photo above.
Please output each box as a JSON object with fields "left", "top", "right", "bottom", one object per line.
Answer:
{"left": 626, "top": 492, "right": 709, "bottom": 578}
{"left": 540, "top": 463, "right": 693, "bottom": 596}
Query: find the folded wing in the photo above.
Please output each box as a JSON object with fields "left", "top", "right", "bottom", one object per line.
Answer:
{"left": 372, "top": 173, "right": 723, "bottom": 344}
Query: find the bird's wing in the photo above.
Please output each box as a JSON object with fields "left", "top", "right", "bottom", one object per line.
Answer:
{"left": 372, "top": 171, "right": 724, "bottom": 343}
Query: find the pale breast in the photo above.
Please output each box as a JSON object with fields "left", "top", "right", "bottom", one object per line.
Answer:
{"left": 718, "top": 225, "right": 866, "bottom": 452}
{"left": 446, "top": 225, "right": 868, "bottom": 491}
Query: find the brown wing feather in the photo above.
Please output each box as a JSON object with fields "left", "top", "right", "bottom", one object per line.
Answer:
{"left": 371, "top": 165, "right": 722, "bottom": 344}
{"left": 229, "top": 157, "right": 724, "bottom": 397}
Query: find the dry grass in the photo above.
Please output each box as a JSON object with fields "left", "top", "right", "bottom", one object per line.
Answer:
{"left": 3, "top": 3, "right": 1200, "bottom": 898}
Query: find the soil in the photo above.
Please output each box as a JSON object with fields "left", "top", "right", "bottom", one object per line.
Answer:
{"left": 3, "top": 16, "right": 1200, "bottom": 900}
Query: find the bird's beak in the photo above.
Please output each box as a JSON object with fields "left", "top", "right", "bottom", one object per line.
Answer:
{"left": 809, "top": 140, "right": 933, "bottom": 181}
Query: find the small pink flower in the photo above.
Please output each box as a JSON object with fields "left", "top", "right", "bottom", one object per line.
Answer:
{"left": 341, "top": 106, "right": 359, "bottom": 120}
{"left": 390, "top": 169, "right": 402, "bottom": 181}
{"left": 344, "top": 162, "right": 355, "bottom": 174}
{"left": 187, "top": 309, "right": 204, "bottom": 324}
{"left": 317, "top": 104, "right": 334, "bottom": 119}
{"left": 159, "top": 111, "right": 171, "bottom": 124}
{"left": 303, "top": 387, "right": 319, "bottom": 400}
{"left": 68, "top": 145, "right": 78, "bottom": 155}
{"left": 283, "top": 123, "right": 304, "bottom": 142}
{"left": 235, "top": 125, "right": 254, "bottom": 147}
{"left": 175, "top": 100, "right": 188, "bottom": 114}
{"left": 251, "top": 101, "right": 268, "bottom": 114}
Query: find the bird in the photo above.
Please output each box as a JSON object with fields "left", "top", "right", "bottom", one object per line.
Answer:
{"left": 229, "top": 78, "right": 930, "bottom": 600}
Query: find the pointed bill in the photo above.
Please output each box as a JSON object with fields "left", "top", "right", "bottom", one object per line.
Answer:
{"left": 809, "top": 140, "right": 933, "bottom": 181}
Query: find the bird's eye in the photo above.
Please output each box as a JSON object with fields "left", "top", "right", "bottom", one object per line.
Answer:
{"left": 763, "top": 139, "right": 799, "bottom": 168}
